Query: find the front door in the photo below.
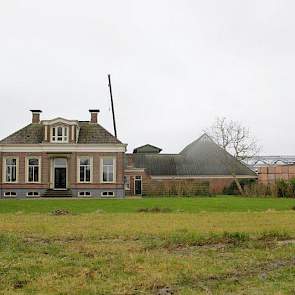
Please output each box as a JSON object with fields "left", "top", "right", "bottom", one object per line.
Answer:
{"left": 54, "top": 168, "right": 67, "bottom": 189}
{"left": 134, "top": 176, "right": 142, "bottom": 195}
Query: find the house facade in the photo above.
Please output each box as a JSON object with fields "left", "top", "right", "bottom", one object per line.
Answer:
{"left": 0, "top": 110, "right": 257, "bottom": 198}
{"left": 0, "top": 110, "right": 126, "bottom": 198}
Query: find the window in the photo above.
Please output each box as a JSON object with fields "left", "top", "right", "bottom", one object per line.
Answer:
{"left": 79, "top": 157, "right": 92, "bottom": 183}
{"left": 4, "top": 192, "right": 17, "bottom": 197}
{"left": 101, "top": 191, "right": 114, "bottom": 197}
{"left": 27, "top": 192, "right": 40, "bottom": 197}
{"left": 78, "top": 191, "right": 91, "bottom": 197}
{"left": 5, "top": 158, "right": 17, "bottom": 183}
{"left": 51, "top": 126, "right": 68, "bottom": 142}
{"left": 124, "top": 176, "right": 130, "bottom": 190}
{"left": 102, "top": 158, "right": 115, "bottom": 183}
{"left": 27, "top": 158, "right": 40, "bottom": 183}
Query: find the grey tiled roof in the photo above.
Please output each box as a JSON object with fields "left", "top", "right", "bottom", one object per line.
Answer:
{"left": 0, "top": 124, "right": 44, "bottom": 144}
{"left": 133, "top": 144, "right": 162, "bottom": 154}
{"left": 77, "top": 122, "right": 121, "bottom": 144}
{"left": 127, "top": 134, "right": 257, "bottom": 176}
{"left": 0, "top": 122, "right": 121, "bottom": 144}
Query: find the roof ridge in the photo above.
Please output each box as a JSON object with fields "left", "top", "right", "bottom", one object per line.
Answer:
{"left": 180, "top": 133, "right": 215, "bottom": 154}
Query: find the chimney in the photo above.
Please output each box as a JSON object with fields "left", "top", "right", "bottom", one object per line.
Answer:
{"left": 30, "top": 110, "right": 42, "bottom": 124}
{"left": 89, "top": 109, "right": 100, "bottom": 124}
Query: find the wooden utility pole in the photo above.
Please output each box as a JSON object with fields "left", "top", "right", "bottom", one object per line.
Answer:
{"left": 108, "top": 74, "right": 117, "bottom": 138}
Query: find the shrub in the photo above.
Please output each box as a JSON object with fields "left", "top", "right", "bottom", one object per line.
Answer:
{"left": 276, "top": 179, "right": 289, "bottom": 198}
{"left": 242, "top": 178, "right": 295, "bottom": 198}
{"left": 223, "top": 179, "right": 256, "bottom": 195}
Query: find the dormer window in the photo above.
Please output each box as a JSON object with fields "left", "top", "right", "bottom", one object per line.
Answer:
{"left": 51, "top": 126, "right": 69, "bottom": 143}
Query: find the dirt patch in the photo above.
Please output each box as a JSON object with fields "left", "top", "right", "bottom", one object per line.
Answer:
{"left": 13, "top": 280, "right": 28, "bottom": 289}
{"left": 51, "top": 209, "right": 71, "bottom": 216}
{"left": 137, "top": 207, "right": 172, "bottom": 213}
{"left": 155, "top": 286, "right": 174, "bottom": 295}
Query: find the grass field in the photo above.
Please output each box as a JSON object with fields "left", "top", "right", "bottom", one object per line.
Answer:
{"left": 1, "top": 197, "right": 295, "bottom": 294}
{"left": 0, "top": 196, "right": 295, "bottom": 213}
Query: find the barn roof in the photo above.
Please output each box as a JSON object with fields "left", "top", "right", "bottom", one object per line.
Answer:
{"left": 127, "top": 134, "right": 256, "bottom": 176}
{"left": 133, "top": 144, "right": 162, "bottom": 154}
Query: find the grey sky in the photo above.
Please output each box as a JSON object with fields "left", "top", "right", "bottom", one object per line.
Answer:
{"left": 0, "top": 0, "right": 294, "bottom": 154}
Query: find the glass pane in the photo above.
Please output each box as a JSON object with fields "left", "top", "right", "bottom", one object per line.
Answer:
{"left": 86, "top": 167, "right": 90, "bottom": 181}
{"left": 64, "top": 128, "right": 67, "bottom": 136}
{"left": 12, "top": 167, "right": 16, "bottom": 181}
{"left": 103, "top": 158, "right": 113, "bottom": 166}
{"left": 54, "top": 158, "right": 67, "bottom": 167}
{"left": 29, "top": 166, "right": 34, "bottom": 181}
{"left": 80, "top": 166, "right": 85, "bottom": 181}
{"left": 29, "top": 158, "right": 39, "bottom": 166}
{"left": 103, "top": 171, "right": 107, "bottom": 182}
{"left": 6, "top": 158, "right": 16, "bottom": 165}
{"left": 80, "top": 158, "right": 90, "bottom": 165}
{"left": 34, "top": 167, "right": 39, "bottom": 182}
{"left": 6, "top": 166, "right": 10, "bottom": 182}
{"left": 52, "top": 128, "right": 56, "bottom": 136}
{"left": 58, "top": 127, "right": 63, "bottom": 136}
{"left": 103, "top": 166, "right": 108, "bottom": 181}
{"left": 109, "top": 172, "right": 113, "bottom": 182}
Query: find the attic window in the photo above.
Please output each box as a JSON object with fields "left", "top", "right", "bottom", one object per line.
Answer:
{"left": 51, "top": 126, "right": 69, "bottom": 143}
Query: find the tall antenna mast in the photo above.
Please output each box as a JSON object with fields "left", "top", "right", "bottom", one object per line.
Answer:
{"left": 108, "top": 74, "right": 117, "bottom": 138}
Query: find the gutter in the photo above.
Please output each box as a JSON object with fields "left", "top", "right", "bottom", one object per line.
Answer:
{"left": 151, "top": 175, "right": 258, "bottom": 180}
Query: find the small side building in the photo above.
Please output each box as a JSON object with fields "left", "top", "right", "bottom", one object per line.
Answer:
{"left": 125, "top": 134, "right": 257, "bottom": 196}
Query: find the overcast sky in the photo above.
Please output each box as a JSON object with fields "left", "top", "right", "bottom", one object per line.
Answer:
{"left": 0, "top": 0, "right": 294, "bottom": 154}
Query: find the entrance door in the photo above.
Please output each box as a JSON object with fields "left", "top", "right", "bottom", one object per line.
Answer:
{"left": 53, "top": 158, "right": 67, "bottom": 190}
{"left": 134, "top": 176, "right": 142, "bottom": 195}
{"left": 54, "top": 168, "right": 67, "bottom": 189}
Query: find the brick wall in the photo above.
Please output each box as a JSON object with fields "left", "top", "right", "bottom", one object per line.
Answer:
{"left": 0, "top": 151, "right": 124, "bottom": 191}
{"left": 144, "top": 178, "right": 209, "bottom": 195}
{"left": 124, "top": 170, "right": 235, "bottom": 196}
{"left": 1, "top": 152, "right": 49, "bottom": 189}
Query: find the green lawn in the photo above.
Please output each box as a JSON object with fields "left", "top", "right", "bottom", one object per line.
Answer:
{"left": 1, "top": 197, "right": 295, "bottom": 294}
{"left": 0, "top": 196, "right": 294, "bottom": 213}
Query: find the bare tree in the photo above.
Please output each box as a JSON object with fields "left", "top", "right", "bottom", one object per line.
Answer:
{"left": 206, "top": 117, "right": 260, "bottom": 194}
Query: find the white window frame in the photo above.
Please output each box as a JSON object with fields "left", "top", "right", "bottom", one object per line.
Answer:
{"left": 26, "top": 156, "right": 41, "bottom": 183}
{"left": 51, "top": 126, "right": 69, "bottom": 143}
{"left": 78, "top": 191, "right": 92, "bottom": 197}
{"left": 100, "top": 157, "right": 116, "bottom": 183}
{"left": 26, "top": 192, "right": 40, "bottom": 197}
{"left": 124, "top": 175, "right": 130, "bottom": 190}
{"left": 101, "top": 191, "right": 114, "bottom": 197}
{"left": 3, "top": 157, "right": 19, "bottom": 183}
{"left": 4, "top": 192, "right": 17, "bottom": 197}
{"left": 77, "top": 156, "right": 93, "bottom": 183}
